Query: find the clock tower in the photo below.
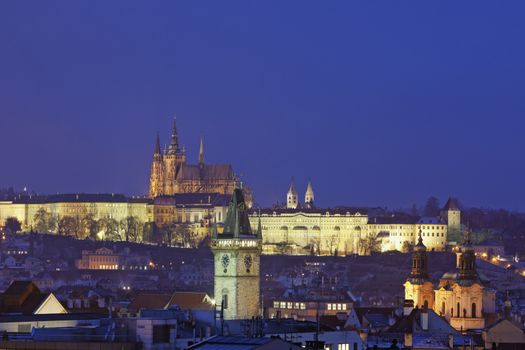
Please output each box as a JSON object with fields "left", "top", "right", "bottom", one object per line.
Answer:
{"left": 212, "top": 188, "right": 262, "bottom": 320}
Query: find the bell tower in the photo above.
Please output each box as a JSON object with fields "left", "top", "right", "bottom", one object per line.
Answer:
{"left": 404, "top": 231, "right": 435, "bottom": 310}
{"left": 148, "top": 133, "right": 164, "bottom": 197}
{"left": 212, "top": 188, "right": 262, "bottom": 320}
{"left": 286, "top": 179, "right": 298, "bottom": 209}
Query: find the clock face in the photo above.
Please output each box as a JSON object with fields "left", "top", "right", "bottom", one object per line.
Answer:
{"left": 221, "top": 254, "right": 230, "bottom": 271}
{"left": 244, "top": 254, "right": 253, "bottom": 271}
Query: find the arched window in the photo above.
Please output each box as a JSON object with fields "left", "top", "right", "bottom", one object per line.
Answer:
{"left": 471, "top": 303, "right": 477, "bottom": 318}
{"left": 463, "top": 308, "right": 467, "bottom": 318}
{"left": 457, "top": 303, "right": 460, "bottom": 317}
{"left": 221, "top": 288, "right": 229, "bottom": 309}
{"left": 424, "top": 300, "right": 429, "bottom": 310}
{"left": 441, "top": 302, "right": 446, "bottom": 316}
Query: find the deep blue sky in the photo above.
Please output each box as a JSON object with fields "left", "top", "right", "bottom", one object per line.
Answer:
{"left": 1, "top": 1, "right": 525, "bottom": 210}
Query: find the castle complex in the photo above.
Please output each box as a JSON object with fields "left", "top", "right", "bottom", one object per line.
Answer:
{"left": 249, "top": 180, "right": 458, "bottom": 255}
{"left": 148, "top": 117, "right": 237, "bottom": 198}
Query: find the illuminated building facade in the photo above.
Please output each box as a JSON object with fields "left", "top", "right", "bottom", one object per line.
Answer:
{"left": 212, "top": 189, "right": 262, "bottom": 320}
{"left": 148, "top": 117, "right": 240, "bottom": 202}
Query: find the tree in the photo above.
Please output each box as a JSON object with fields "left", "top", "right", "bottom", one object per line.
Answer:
{"left": 358, "top": 233, "right": 380, "bottom": 255}
{"left": 161, "top": 223, "right": 177, "bottom": 246}
{"left": 401, "top": 240, "right": 414, "bottom": 253}
{"left": 33, "top": 209, "right": 59, "bottom": 234}
{"left": 143, "top": 222, "right": 162, "bottom": 244}
{"left": 325, "top": 234, "right": 339, "bottom": 256}
{"left": 58, "top": 216, "right": 80, "bottom": 237}
{"left": 174, "top": 223, "right": 198, "bottom": 248}
{"left": 120, "top": 216, "right": 142, "bottom": 242}
{"left": 424, "top": 196, "right": 440, "bottom": 217}
{"left": 99, "top": 217, "right": 120, "bottom": 241}
{"left": 48, "top": 215, "right": 58, "bottom": 233}
{"left": 4, "top": 217, "right": 21, "bottom": 234}
{"left": 81, "top": 214, "right": 99, "bottom": 240}
{"left": 308, "top": 237, "right": 320, "bottom": 256}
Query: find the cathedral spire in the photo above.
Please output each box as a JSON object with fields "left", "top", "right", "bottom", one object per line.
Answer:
{"left": 198, "top": 136, "right": 204, "bottom": 165}
{"left": 168, "top": 115, "right": 180, "bottom": 154}
{"left": 154, "top": 133, "right": 161, "bottom": 155}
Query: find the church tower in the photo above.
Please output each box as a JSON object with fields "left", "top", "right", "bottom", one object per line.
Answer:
{"left": 441, "top": 197, "right": 461, "bottom": 238}
{"left": 286, "top": 179, "right": 298, "bottom": 209}
{"left": 404, "top": 231, "right": 435, "bottom": 310}
{"left": 162, "top": 116, "right": 186, "bottom": 195}
{"left": 212, "top": 188, "right": 262, "bottom": 320}
{"left": 304, "top": 179, "right": 314, "bottom": 209}
{"left": 148, "top": 134, "right": 164, "bottom": 197}
{"left": 434, "top": 226, "right": 495, "bottom": 330}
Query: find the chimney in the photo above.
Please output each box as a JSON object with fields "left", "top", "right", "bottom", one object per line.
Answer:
{"left": 403, "top": 299, "right": 414, "bottom": 316}
{"left": 420, "top": 309, "right": 429, "bottom": 331}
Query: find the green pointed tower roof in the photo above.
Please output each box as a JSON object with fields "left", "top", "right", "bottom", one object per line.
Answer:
{"left": 221, "top": 188, "right": 254, "bottom": 238}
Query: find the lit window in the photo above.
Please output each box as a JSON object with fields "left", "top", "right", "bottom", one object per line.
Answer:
{"left": 300, "top": 303, "right": 306, "bottom": 310}
{"left": 338, "top": 344, "right": 349, "bottom": 350}
{"left": 273, "top": 301, "right": 279, "bottom": 308}
{"left": 327, "top": 304, "right": 332, "bottom": 310}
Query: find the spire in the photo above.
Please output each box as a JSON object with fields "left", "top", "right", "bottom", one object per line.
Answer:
{"left": 168, "top": 115, "right": 180, "bottom": 154}
{"left": 305, "top": 179, "right": 315, "bottom": 208}
{"left": 457, "top": 224, "right": 478, "bottom": 281}
{"left": 198, "top": 136, "right": 204, "bottom": 165}
{"left": 221, "top": 188, "right": 255, "bottom": 238}
{"left": 415, "top": 229, "right": 425, "bottom": 249}
{"left": 410, "top": 229, "right": 429, "bottom": 282}
{"left": 154, "top": 133, "right": 161, "bottom": 155}
{"left": 287, "top": 178, "right": 297, "bottom": 195}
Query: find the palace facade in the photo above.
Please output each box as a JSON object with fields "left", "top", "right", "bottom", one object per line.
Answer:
{"left": 248, "top": 180, "right": 454, "bottom": 256}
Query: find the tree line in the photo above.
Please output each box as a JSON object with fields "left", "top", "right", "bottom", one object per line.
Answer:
{"left": 3, "top": 208, "right": 200, "bottom": 248}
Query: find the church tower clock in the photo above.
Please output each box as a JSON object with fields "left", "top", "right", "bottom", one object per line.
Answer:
{"left": 212, "top": 188, "right": 262, "bottom": 320}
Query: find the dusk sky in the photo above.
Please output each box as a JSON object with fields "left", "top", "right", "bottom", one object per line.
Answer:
{"left": 1, "top": 1, "right": 525, "bottom": 210}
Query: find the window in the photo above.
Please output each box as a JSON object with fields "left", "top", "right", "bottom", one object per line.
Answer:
{"left": 280, "top": 302, "right": 286, "bottom": 308}
{"left": 338, "top": 344, "right": 349, "bottom": 350}
{"left": 223, "top": 294, "right": 228, "bottom": 309}
{"left": 342, "top": 304, "right": 347, "bottom": 310}
{"left": 152, "top": 325, "right": 170, "bottom": 344}
{"left": 472, "top": 303, "right": 477, "bottom": 318}
{"left": 287, "top": 302, "right": 293, "bottom": 309}
{"left": 300, "top": 303, "right": 306, "bottom": 310}
{"left": 273, "top": 301, "right": 279, "bottom": 308}
{"left": 327, "top": 304, "right": 332, "bottom": 310}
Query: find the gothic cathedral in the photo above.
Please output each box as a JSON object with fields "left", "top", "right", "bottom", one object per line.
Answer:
{"left": 148, "top": 117, "right": 238, "bottom": 198}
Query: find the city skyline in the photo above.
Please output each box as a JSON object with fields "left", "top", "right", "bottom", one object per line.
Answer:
{"left": 2, "top": 1, "right": 525, "bottom": 210}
